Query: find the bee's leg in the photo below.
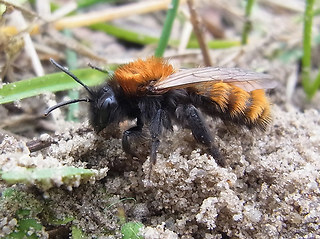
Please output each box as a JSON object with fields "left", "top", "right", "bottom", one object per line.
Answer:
{"left": 149, "top": 110, "right": 163, "bottom": 165}
{"left": 176, "top": 104, "right": 224, "bottom": 166}
{"left": 122, "top": 117, "right": 145, "bottom": 159}
{"left": 149, "top": 109, "right": 171, "bottom": 165}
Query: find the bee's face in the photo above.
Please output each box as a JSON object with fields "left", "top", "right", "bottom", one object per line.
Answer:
{"left": 90, "top": 86, "right": 119, "bottom": 132}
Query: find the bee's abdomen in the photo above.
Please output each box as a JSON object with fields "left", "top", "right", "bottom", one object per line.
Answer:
{"left": 243, "top": 89, "right": 271, "bottom": 129}
{"left": 197, "top": 82, "right": 271, "bottom": 129}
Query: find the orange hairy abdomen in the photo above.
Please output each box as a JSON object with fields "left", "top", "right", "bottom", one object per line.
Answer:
{"left": 199, "top": 82, "right": 271, "bottom": 129}
{"left": 114, "top": 57, "right": 175, "bottom": 95}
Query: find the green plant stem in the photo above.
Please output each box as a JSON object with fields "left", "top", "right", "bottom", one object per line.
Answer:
{"left": 302, "top": 0, "right": 314, "bottom": 97}
{"left": 301, "top": 0, "right": 320, "bottom": 99}
{"left": 241, "top": 0, "right": 255, "bottom": 45}
{"left": 154, "top": 0, "right": 179, "bottom": 57}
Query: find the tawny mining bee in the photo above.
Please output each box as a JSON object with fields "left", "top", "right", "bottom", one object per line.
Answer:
{"left": 45, "top": 57, "right": 276, "bottom": 166}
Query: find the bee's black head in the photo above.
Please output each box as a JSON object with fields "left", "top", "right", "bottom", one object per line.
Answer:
{"left": 89, "top": 85, "right": 119, "bottom": 133}
{"left": 44, "top": 59, "right": 119, "bottom": 133}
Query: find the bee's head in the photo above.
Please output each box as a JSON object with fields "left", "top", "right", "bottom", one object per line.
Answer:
{"left": 89, "top": 85, "right": 119, "bottom": 133}
{"left": 44, "top": 59, "right": 117, "bottom": 133}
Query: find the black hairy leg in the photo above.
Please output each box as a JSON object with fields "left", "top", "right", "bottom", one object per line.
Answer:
{"left": 176, "top": 104, "right": 224, "bottom": 166}
{"left": 149, "top": 109, "right": 172, "bottom": 165}
{"left": 122, "top": 117, "right": 146, "bottom": 159}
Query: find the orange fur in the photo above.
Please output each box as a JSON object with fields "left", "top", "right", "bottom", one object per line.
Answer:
{"left": 197, "top": 83, "right": 271, "bottom": 128}
{"left": 256, "top": 104, "right": 271, "bottom": 128}
{"left": 114, "top": 57, "right": 175, "bottom": 95}
{"left": 245, "top": 89, "right": 270, "bottom": 124}
{"left": 207, "top": 82, "right": 232, "bottom": 111}
{"left": 228, "top": 85, "right": 251, "bottom": 117}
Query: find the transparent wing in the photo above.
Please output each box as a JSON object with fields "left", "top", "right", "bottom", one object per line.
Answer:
{"left": 153, "top": 67, "right": 277, "bottom": 92}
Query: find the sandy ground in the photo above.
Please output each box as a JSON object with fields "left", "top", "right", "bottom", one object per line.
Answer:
{"left": 1, "top": 89, "right": 320, "bottom": 238}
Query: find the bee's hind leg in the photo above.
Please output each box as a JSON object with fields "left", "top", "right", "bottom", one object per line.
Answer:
{"left": 176, "top": 104, "right": 225, "bottom": 167}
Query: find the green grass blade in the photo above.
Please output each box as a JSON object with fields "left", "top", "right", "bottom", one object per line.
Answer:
{"left": 1, "top": 166, "right": 96, "bottom": 190}
{"left": 90, "top": 23, "right": 240, "bottom": 49}
{"left": 241, "top": 0, "right": 255, "bottom": 45}
{"left": 0, "top": 68, "right": 108, "bottom": 104}
{"left": 90, "top": 23, "right": 160, "bottom": 46}
{"left": 189, "top": 39, "right": 240, "bottom": 49}
{"left": 77, "top": 0, "right": 117, "bottom": 8}
{"left": 302, "top": 0, "right": 314, "bottom": 97}
{"left": 155, "top": 0, "right": 180, "bottom": 57}
{"left": 77, "top": 0, "right": 108, "bottom": 8}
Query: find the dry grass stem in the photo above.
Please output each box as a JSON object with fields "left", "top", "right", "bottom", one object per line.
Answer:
{"left": 178, "top": 21, "right": 193, "bottom": 53}
{"left": 48, "top": 2, "right": 77, "bottom": 22}
{"left": 261, "top": 0, "right": 305, "bottom": 12}
{"left": 11, "top": 11, "right": 44, "bottom": 76}
{"left": 54, "top": 0, "right": 185, "bottom": 30}
{"left": 187, "top": 0, "right": 212, "bottom": 66}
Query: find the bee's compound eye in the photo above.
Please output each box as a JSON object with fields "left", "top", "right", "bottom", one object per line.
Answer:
{"left": 101, "top": 97, "right": 116, "bottom": 109}
{"left": 97, "top": 86, "right": 117, "bottom": 109}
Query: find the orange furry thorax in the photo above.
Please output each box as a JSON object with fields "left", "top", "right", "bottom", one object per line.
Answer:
{"left": 114, "top": 57, "right": 175, "bottom": 95}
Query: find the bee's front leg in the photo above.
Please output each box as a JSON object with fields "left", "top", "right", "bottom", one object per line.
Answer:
{"left": 122, "top": 117, "right": 146, "bottom": 159}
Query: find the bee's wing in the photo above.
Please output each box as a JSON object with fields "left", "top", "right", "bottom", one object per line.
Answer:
{"left": 153, "top": 67, "right": 277, "bottom": 92}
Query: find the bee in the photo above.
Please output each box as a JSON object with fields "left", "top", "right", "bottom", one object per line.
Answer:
{"left": 45, "top": 57, "right": 276, "bottom": 166}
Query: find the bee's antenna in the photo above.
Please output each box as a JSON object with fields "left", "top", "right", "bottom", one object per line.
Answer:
{"left": 88, "top": 62, "right": 110, "bottom": 74}
{"left": 50, "top": 58, "right": 94, "bottom": 95}
{"left": 44, "top": 98, "right": 90, "bottom": 116}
